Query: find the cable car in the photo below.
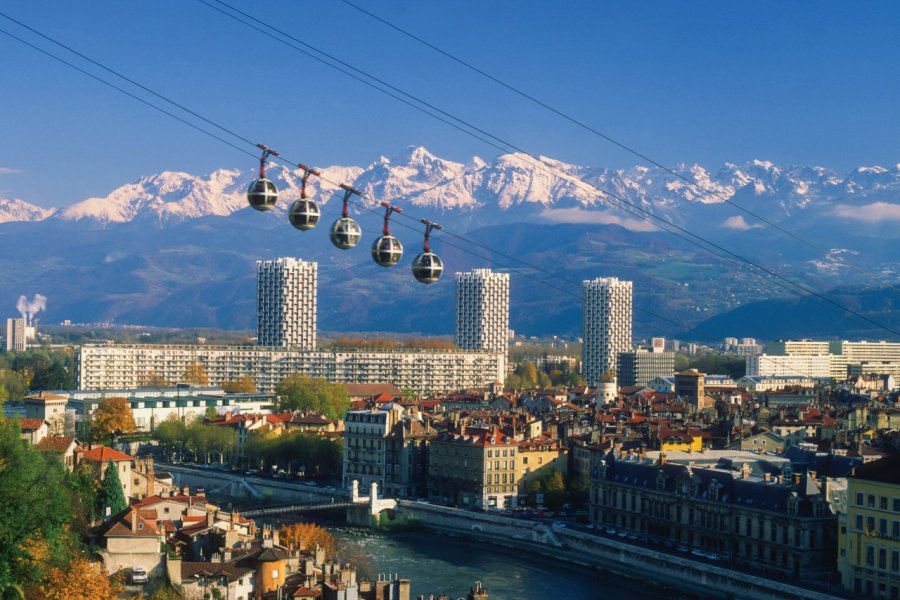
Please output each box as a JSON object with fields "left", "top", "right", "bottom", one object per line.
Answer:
{"left": 411, "top": 220, "right": 443, "bottom": 284}
{"left": 288, "top": 164, "right": 320, "bottom": 230}
{"left": 372, "top": 203, "right": 403, "bottom": 267}
{"left": 329, "top": 184, "right": 362, "bottom": 249}
{"left": 247, "top": 144, "right": 279, "bottom": 211}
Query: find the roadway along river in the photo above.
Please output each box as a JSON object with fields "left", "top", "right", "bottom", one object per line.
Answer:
{"left": 329, "top": 527, "right": 684, "bottom": 600}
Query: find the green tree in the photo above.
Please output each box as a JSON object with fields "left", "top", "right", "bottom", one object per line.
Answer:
{"left": 69, "top": 462, "right": 100, "bottom": 528}
{"left": 96, "top": 459, "right": 127, "bottom": 518}
{"left": 543, "top": 470, "right": 567, "bottom": 511}
{"left": 0, "top": 419, "right": 78, "bottom": 592}
{"left": 275, "top": 375, "right": 349, "bottom": 419}
{"left": 154, "top": 418, "right": 187, "bottom": 461}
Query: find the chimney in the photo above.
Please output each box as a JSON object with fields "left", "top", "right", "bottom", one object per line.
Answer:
{"left": 793, "top": 473, "right": 801, "bottom": 485}
{"left": 741, "top": 463, "right": 751, "bottom": 479}
{"left": 777, "top": 474, "right": 783, "bottom": 484}
{"left": 764, "top": 472, "right": 771, "bottom": 482}
{"left": 146, "top": 466, "right": 155, "bottom": 499}
{"left": 207, "top": 509, "right": 214, "bottom": 527}
{"left": 131, "top": 509, "right": 138, "bottom": 533}
{"left": 659, "top": 453, "right": 667, "bottom": 466}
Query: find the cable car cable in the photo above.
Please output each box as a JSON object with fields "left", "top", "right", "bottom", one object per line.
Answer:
{"left": 338, "top": 0, "right": 896, "bottom": 294}
{"left": 194, "top": 0, "right": 900, "bottom": 337}
{"left": 2, "top": 14, "right": 895, "bottom": 340}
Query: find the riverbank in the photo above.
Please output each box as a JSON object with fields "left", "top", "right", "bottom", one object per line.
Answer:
{"left": 392, "top": 501, "right": 845, "bottom": 600}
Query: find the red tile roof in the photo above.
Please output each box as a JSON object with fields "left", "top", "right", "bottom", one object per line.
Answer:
{"left": 79, "top": 445, "right": 133, "bottom": 463}
{"left": 15, "top": 418, "right": 46, "bottom": 431}
{"left": 35, "top": 436, "right": 78, "bottom": 453}
{"left": 104, "top": 509, "right": 159, "bottom": 537}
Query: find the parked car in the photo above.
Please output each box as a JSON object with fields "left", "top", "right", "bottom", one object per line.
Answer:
{"left": 130, "top": 566, "right": 148, "bottom": 584}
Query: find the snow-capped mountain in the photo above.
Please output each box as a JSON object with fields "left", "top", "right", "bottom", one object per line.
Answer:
{"left": 0, "top": 197, "right": 55, "bottom": 223}
{"left": 6, "top": 146, "right": 900, "bottom": 235}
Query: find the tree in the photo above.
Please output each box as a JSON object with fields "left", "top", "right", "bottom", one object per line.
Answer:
{"left": 39, "top": 557, "right": 120, "bottom": 600}
{"left": 138, "top": 371, "right": 170, "bottom": 388}
{"left": 90, "top": 397, "right": 136, "bottom": 442}
{"left": 278, "top": 522, "right": 336, "bottom": 558}
{"left": 183, "top": 362, "right": 209, "bottom": 385}
{"left": 96, "top": 460, "right": 127, "bottom": 518}
{"left": 0, "top": 419, "right": 78, "bottom": 593}
{"left": 221, "top": 376, "right": 256, "bottom": 394}
{"left": 69, "top": 462, "right": 100, "bottom": 528}
{"left": 275, "top": 375, "right": 349, "bottom": 419}
{"left": 0, "top": 370, "right": 28, "bottom": 402}
{"left": 154, "top": 418, "right": 187, "bottom": 461}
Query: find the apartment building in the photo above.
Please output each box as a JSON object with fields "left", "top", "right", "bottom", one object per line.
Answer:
{"left": 75, "top": 344, "right": 503, "bottom": 396}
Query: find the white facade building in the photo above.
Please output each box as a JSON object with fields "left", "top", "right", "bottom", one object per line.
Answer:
{"left": 75, "top": 344, "right": 503, "bottom": 396}
{"left": 765, "top": 339, "right": 900, "bottom": 379}
{"left": 745, "top": 354, "right": 832, "bottom": 379}
{"left": 455, "top": 268, "right": 509, "bottom": 382}
{"left": 6, "top": 317, "right": 26, "bottom": 352}
{"left": 256, "top": 257, "right": 317, "bottom": 350}
{"left": 582, "top": 277, "right": 633, "bottom": 385}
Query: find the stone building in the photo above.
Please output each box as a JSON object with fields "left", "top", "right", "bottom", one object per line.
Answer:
{"left": 428, "top": 427, "right": 518, "bottom": 510}
{"left": 588, "top": 449, "right": 839, "bottom": 579}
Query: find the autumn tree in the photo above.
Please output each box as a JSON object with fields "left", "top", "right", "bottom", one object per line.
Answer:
{"left": 90, "top": 397, "right": 136, "bottom": 442}
{"left": 138, "top": 370, "right": 170, "bottom": 387}
{"left": 96, "top": 460, "right": 127, "bottom": 518}
{"left": 221, "top": 376, "right": 256, "bottom": 394}
{"left": 275, "top": 375, "right": 349, "bottom": 419}
{"left": 39, "top": 557, "right": 120, "bottom": 600}
{"left": 278, "top": 522, "right": 336, "bottom": 558}
{"left": 183, "top": 362, "right": 209, "bottom": 385}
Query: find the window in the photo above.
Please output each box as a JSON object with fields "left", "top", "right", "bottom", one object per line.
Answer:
{"left": 880, "top": 519, "right": 888, "bottom": 536}
{"left": 856, "top": 515, "right": 864, "bottom": 530}
{"left": 894, "top": 498, "right": 900, "bottom": 512}
{"left": 856, "top": 491, "right": 864, "bottom": 506}
{"left": 892, "top": 551, "right": 899, "bottom": 572}
{"left": 879, "top": 547, "right": 887, "bottom": 570}
{"left": 869, "top": 494, "right": 876, "bottom": 508}
{"left": 866, "top": 545, "right": 875, "bottom": 567}
{"left": 882, "top": 496, "right": 889, "bottom": 510}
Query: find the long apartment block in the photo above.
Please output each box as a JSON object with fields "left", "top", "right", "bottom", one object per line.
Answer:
{"left": 75, "top": 344, "right": 504, "bottom": 396}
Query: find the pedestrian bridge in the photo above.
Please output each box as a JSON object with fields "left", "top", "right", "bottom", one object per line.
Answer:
{"left": 243, "top": 480, "right": 395, "bottom": 520}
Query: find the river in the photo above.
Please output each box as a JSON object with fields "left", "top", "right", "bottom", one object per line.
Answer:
{"left": 329, "top": 527, "right": 681, "bottom": 600}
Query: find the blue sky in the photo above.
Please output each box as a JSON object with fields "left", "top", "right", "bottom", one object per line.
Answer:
{"left": 0, "top": 0, "right": 898, "bottom": 208}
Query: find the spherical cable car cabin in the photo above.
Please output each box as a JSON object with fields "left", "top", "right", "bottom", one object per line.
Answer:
{"left": 247, "top": 144, "right": 279, "bottom": 212}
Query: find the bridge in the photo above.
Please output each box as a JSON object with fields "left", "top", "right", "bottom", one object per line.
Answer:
{"left": 242, "top": 480, "right": 396, "bottom": 524}
{"left": 243, "top": 500, "right": 355, "bottom": 517}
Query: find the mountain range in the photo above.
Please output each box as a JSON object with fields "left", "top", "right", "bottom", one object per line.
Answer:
{"left": 2, "top": 146, "right": 898, "bottom": 341}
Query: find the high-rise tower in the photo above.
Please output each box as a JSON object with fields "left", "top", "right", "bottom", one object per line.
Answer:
{"left": 582, "top": 277, "right": 633, "bottom": 385}
{"left": 455, "top": 268, "right": 509, "bottom": 382}
{"left": 256, "top": 257, "right": 317, "bottom": 350}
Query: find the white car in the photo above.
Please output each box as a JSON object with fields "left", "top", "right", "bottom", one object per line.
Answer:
{"left": 130, "top": 566, "right": 148, "bottom": 584}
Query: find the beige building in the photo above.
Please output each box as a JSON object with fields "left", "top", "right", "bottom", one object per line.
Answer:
{"left": 516, "top": 437, "right": 568, "bottom": 494}
{"left": 24, "top": 392, "right": 68, "bottom": 435}
{"left": 428, "top": 427, "right": 518, "bottom": 509}
{"left": 78, "top": 445, "right": 135, "bottom": 500}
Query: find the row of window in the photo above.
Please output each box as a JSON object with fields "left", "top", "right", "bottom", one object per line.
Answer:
{"left": 854, "top": 514, "right": 900, "bottom": 539}
{"left": 855, "top": 492, "right": 900, "bottom": 513}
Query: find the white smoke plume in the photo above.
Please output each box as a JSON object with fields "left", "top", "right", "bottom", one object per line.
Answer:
{"left": 16, "top": 293, "right": 47, "bottom": 320}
